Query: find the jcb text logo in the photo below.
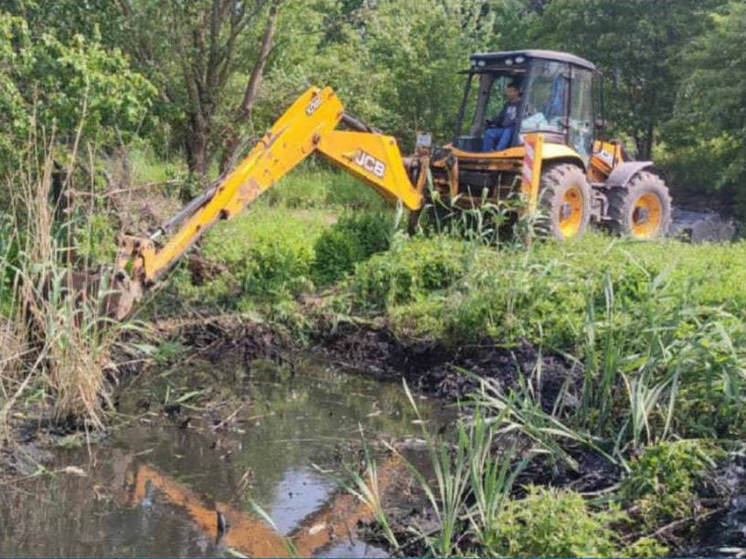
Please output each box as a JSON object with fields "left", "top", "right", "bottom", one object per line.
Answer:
{"left": 354, "top": 150, "right": 386, "bottom": 178}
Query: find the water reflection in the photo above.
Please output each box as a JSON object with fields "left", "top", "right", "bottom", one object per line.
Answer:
{"left": 0, "top": 358, "right": 443, "bottom": 557}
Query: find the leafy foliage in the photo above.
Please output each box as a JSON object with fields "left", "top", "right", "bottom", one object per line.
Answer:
{"left": 620, "top": 440, "right": 723, "bottom": 531}
{"left": 312, "top": 212, "right": 393, "bottom": 285}
{"left": 665, "top": 1, "right": 746, "bottom": 215}
{"left": 491, "top": 486, "right": 628, "bottom": 557}
{"left": 539, "top": 0, "right": 725, "bottom": 159}
{"left": 349, "top": 237, "right": 469, "bottom": 310}
{"left": 172, "top": 204, "right": 328, "bottom": 307}
{"left": 0, "top": 13, "right": 155, "bottom": 170}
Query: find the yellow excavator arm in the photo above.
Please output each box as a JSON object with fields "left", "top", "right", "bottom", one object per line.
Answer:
{"left": 111, "top": 86, "right": 425, "bottom": 318}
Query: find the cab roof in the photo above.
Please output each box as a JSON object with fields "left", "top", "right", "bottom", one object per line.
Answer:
{"left": 469, "top": 50, "right": 596, "bottom": 72}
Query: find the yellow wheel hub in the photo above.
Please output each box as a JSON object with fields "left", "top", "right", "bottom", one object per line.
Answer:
{"left": 558, "top": 185, "right": 584, "bottom": 238}
{"left": 630, "top": 193, "right": 662, "bottom": 238}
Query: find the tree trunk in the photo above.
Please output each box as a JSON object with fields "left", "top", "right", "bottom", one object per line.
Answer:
{"left": 635, "top": 122, "right": 654, "bottom": 161}
{"left": 220, "top": 1, "right": 280, "bottom": 173}
{"left": 184, "top": 115, "right": 211, "bottom": 200}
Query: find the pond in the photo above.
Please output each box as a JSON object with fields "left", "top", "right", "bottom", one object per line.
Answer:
{"left": 0, "top": 356, "right": 448, "bottom": 557}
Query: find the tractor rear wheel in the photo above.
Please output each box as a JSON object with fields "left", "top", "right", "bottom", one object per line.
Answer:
{"left": 607, "top": 171, "right": 672, "bottom": 239}
{"left": 537, "top": 163, "right": 592, "bottom": 240}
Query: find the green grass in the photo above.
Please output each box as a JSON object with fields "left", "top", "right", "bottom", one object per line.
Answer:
{"left": 169, "top": 162, "right": 396, "bottom": 311}
{"left": 364, "top": 233, "right": 746, "bottom": 348}
{"left": 126, "top": 145, "right": 186, "bottom": 186}
{"left": 264, "top": 160, "right": 388, "bottom": 211}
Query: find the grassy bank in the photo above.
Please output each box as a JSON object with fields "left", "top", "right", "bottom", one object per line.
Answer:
{"left": 164, "top": 166, "right": 746, "bottom": 555}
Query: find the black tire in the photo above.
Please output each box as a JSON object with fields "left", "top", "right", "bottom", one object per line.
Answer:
{"left": 607, "top": 171, "right": 672, "bottom": 239}
{"left": 537, "top": 163, "right": 592, "bottom": 240}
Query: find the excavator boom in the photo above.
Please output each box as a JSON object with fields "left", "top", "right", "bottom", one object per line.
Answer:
{"left": 112, "top": 86, "right": 424, "bottom": 318}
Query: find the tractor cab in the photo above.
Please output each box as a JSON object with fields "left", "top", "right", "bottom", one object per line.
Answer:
{"left": 453, "top": 50, "right": 600, "bottom": 163}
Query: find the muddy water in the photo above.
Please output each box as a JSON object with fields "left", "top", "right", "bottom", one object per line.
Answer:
{"left": 0, "top": 357, "right": 446, "bottom": 557}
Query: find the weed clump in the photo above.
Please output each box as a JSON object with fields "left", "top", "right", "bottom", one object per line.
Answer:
{"left": 489, "top": 485, "right": 660, "bottom": 557}
{"left": 1, "top": 147, "right": 123, "bottom": 431}
{"left": 312, "top": 212, "right": 393, "bottom": 285}
{"left": 619, "top": 440, "right": 723, "bottom": 531}
{"left": 349, "top": 237, "right": 468, "bottom": 310}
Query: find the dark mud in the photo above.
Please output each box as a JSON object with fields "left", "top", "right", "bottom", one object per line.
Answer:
{"left": 685, "top": 455, "right": 746, "bottom": 557}
{"left": 145, "top": 314, "right": 576, "bottom": 405}
{"left": 313, "top": 320, "right": 574, "bottom": 404}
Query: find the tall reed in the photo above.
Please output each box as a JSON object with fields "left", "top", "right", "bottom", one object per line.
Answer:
{"left": 1, "top": 134, "right": 128, "bottom": 432}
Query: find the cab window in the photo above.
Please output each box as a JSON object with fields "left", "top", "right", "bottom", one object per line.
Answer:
{"left": 520, "top": 60, "right": 568, "bottom": 134}
{"left": 569, "top": 67, "right": 595, "bottom": 162}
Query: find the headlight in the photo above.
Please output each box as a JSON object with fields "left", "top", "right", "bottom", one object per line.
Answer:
{"left": 505, "top": 58, "right": 513, "bottom": 66}
{"left": 515, "top": 56, "right": 525, "bottom": 64}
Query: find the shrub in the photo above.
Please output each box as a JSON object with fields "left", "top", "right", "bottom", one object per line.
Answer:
{"left": 619, "top": 440, "right": 723, "bottom": 531}
{"left": 312, "top": 212, "right": 393, "bottom": 285}
{"left": 490, "top": 486, "right": 623, "bottom": 557}
{"left": 238, "top": 240, "right": 313, "bottom": 299}
{"left": 349, "top": 237, "right": 468, "bottom": 310}
{"left": 172, "top": 207, "right": 327, "bottom": 308}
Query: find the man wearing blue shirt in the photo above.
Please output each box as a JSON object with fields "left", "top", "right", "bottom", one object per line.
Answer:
{"left": 482, "top": 81, "right": 522, "bottom": 152}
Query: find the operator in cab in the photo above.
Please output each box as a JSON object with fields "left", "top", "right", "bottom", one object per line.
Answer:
{"left": 482, "top": 81, "right": 522, "bottom": 152}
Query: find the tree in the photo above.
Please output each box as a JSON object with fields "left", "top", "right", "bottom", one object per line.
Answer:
{"left": 665, "top": 1, "right": 746, "bottom": 214}
{"left": 258, "top": 0, "right": 537, "bottom": 146}
{"left": 125, "top": 0, "right": 281, "bottom": 183}
{"left": 539, "top": 0, "right": 724, "bottom": 159}
{"left": 0, "top": 13, "right": 155, "bottom": 175}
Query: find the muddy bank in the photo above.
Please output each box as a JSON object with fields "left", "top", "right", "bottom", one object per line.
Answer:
{"left": 155, "top": 313, "right": 575, "bottom": 404}
{"left": 314, "top": 320, "right": 573, "bottom": 401}
{"left": 5, "top": 313, "right": 745, "bottom": 557}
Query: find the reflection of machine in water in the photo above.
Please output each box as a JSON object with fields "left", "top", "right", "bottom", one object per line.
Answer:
{"left": 123, "top": 455, "right": 405, "bottom": 557}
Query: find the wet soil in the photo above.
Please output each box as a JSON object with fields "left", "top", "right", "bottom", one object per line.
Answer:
{"left": 685, "top": 455, "right": 746, "bottom": 557}
{"left": 159, "top": 314, "right": 576, "bottom": 404}
{"left": 313, "top": 320, "right": 575, "bottom": 405}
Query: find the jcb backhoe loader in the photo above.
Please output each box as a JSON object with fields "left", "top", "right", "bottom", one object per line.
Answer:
{"left": 107, "top": 49, "right": 672, "bottom": 319}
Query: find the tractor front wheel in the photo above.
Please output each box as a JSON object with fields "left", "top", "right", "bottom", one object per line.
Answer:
{"left": 537, "top": 163, "right": 592, "bottom": 240}
{"left": 607, "top": 172, "right": 672, "bottom": 239}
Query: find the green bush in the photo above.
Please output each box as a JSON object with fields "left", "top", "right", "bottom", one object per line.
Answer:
{"left": 619, "top": 440, "right": 723, "bottom": 531}
{"left": 312, "top": 212, "right": 393, "bottom": 285}
{"left": 238, "top": 240, "right": 313, "bottom": 299}
{"left": 489, "top": 485, "right": 665, "bottom": 557}
{"left": 172, "top": 207, "right": 328, "bottom": 308}
{"left": 349, "top": 236, "right": 468, "bottom": 310}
